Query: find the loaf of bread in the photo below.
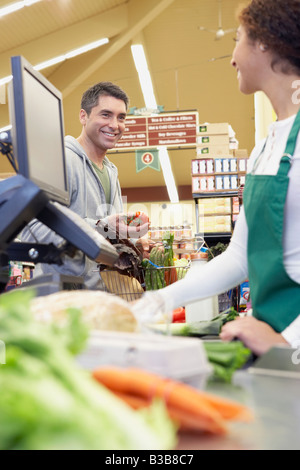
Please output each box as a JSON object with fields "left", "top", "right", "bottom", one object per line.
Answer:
{"left": 30, "top": 290, "right": 138, "bottom": 332}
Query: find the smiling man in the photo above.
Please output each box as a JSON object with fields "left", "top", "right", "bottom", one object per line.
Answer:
{"left": 67, "top": 82, "right": 128, "bottom": 215}
{"left": 75, "top": 82, "right": 128, "bottom": 207}
{"left": 21, "top": 82, "right": 149, "bottom": 290}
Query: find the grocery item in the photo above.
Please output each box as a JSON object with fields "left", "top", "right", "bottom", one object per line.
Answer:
{"left": 174, "top": 258, "right": 189, "bottom": 280}
{"left": 92, "top": 366, "right": 253, "bottom": 434}
{"left": 172, "top": 307, "right": 186, "bottom": 323}
{"left": 143, "top": 232, "right": 185, "bottom": 291}
{"left": 146, "top": 309, "right": 251, "bottom": 384}
{"left": 77, "top": 330, "right": 212, "bottom": 389}
{"left": 203, "top": 341, "right": 251, "bottom": 383}
{"left": 126, "top": 211, "right": 149, "bottom": 227}
{"left": 185, "top": 251, "right": 219, "bottom": 322}
{"left": 30, "top": 289, "right": 138, "bottom": 332}
{"left": 148, "top": 308, "right": 240, "bottom": 337}
{"left": 0, "top": 289, "right": 176, "bottom": 450}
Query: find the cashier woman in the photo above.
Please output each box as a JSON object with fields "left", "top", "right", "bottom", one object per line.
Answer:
{"left": 133, "top": 0, "right": 300, "bottom": 356}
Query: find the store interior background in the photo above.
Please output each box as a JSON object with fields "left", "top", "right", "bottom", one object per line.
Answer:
{"left": 0, "top": 0, "right": 275, "bottom": 234}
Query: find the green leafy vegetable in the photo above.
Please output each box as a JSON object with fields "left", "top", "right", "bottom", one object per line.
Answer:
{"left": 207, "top": 242, "right": 229, "bottom": 261}
{"left": 204, "top": 341, "right": 251, "bottom": 383}
{"left": 162, "top": 231, "right": 175, "bottom": 267}
{"left": 174, "top": 258, "right": 189, "bottom": 280}
{"left": 0, "top": 289, "right": 176, "bottom": 450}
{"left": 147, "top": 308, "right": 250, "bottom": 383}
{"left": 149, "top": 308, "right": 239, "bottom": 337}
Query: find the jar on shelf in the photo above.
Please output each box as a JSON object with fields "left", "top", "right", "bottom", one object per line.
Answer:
{"left": 182, "top": 223, "right": 192, "bottom": 239}
{"left": 150, "top": 227, "right": 159, "bottom": 240}
{"left": 175, "top": 225, "right": 183, "bottom": 240}
{"left": 161, "top": 227, "right": 168, "bottom": 238}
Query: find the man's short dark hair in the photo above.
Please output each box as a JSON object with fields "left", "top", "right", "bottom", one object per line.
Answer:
{"left": 81, "top": 82, "right": 129, "bottom": 115}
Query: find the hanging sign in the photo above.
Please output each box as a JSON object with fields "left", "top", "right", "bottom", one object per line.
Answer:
{"left": 136, "top": 149, "right": 160, "bottom": 173}
{"left": 113, "top": 111, "right": 198, "bottom": 151}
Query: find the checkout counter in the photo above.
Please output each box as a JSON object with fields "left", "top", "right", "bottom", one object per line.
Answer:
{"left": 179, "top": 347, "right": 300, "bottom": 450}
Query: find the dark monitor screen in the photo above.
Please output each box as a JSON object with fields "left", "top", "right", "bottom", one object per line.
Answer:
{"left": 8, "top": 56, "right": 70, "bottom": 206}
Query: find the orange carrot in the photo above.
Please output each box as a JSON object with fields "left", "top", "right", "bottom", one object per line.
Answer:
{"left": 92, "top": 367, "right": 228, "bottom": 435}
{"left": 195, "top": 392, "right": 254, "bottom": 422}
{"left": 114, "top": 391, "right": 228, "bottom": 434}
{"left": 114, "top": 391, "right": 150, "bottom": 409}
{"left": 164, "top": 269, "right": 170, "bottom": 286}
{"left": 107, "top": 367, "right": 251, "bottom": 423}
{"left": 169, "top": 267, "right": 178, "bottom": 285}
{"left": 92, "top": 367, "right": 253, "bottom": 424}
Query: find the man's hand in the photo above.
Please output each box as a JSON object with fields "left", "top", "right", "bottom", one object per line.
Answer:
{"left": 220, "top": 316, "right": 289, "bottom": 356}
{"left": 103, "top": 212, "right": 150, "bottom": 239}
{"left": 126, "top": 211, "right": 150, "bottom": 239}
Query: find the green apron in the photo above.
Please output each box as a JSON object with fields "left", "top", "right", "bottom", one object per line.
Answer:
{"left": 243, "top": 111, "right": 300, "bottom": 333}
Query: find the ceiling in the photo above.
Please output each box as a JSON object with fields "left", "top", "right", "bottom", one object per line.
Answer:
{"left": 0, "top": 0, "right": 255, "bottom": 195}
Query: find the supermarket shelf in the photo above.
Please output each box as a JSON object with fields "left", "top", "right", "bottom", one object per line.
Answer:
{"left": 193, "top": 192, "right": 238, "bottom": 234}
{"left": 193, "top": 192, "right": 238, "bottom": 198}
{"left": 198, "top": 232, "right": 232, "bottom": 247}
{"left": 192, "top": 172, "right": 246, "bottom": 177}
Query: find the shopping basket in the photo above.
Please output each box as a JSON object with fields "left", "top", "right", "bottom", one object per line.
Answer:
{"left": 99, "top": 263, "right": 190, "bottom": 302}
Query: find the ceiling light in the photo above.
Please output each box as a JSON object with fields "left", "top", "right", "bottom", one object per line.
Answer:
{"left": 0, "top": 0, "right": 41, "bottom": 19}
{"left": 34, "top": 55, "right": 65, "bottom": 71}
{"left": 131, "top": 43, "right": 179, "bottom": 203}
{"left": 34, "top": 37, "right": 109, "bottom": 71}
{"left": 131, "top": 44, "right": 157, "bottom": 109}
{"left": 159, "top": 147, "right": 179, "bottom": 204}
{"left": 0, "top": 37, "right": 109, "bottom": 86}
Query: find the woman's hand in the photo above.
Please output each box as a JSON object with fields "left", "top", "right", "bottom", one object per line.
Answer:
{"left": 220, "top": 316, "right": 289, "bottom": 356}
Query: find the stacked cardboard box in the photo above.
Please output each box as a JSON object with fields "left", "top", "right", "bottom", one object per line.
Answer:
{"left": 192, "top": 122, "right": 248, "bottom": 194}
{"left": 196, "top": 122, "right": 238, "bottom": 156}
{"left": 197, "top": 197, "right": 239, "bottom": 234}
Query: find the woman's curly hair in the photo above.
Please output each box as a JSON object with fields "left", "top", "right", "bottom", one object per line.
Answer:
{"left": 239, "top": 0, "right": 300, "bottom": 73}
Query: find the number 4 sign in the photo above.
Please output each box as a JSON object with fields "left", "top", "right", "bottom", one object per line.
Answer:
{"left": 136, "top": 149, "right": 160, "bottom": 173}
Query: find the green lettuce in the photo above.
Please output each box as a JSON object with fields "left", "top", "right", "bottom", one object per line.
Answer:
{"left": 0, "top": 289, "right": 176, "bottom": 450}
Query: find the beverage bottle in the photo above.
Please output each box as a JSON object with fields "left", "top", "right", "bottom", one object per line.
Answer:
{"left": 185, "top": 250, "right": 219, "bottom": 323}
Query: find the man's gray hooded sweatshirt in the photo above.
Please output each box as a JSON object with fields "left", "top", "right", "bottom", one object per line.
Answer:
{"left": 21, "top": 136, "right": 123, "bottom": 289}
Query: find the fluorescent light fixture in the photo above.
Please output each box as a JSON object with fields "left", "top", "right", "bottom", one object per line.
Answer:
{"left": 0, "top": 0, "right": 41, "bottom": 18}
{"left": 65, "top": 38, "right": 109, "bottom": 59}
{"left": 131, "top": 44, "right": 157, "bottom": 109}
{"left": 131, "top": 44, "right": 179, "bottom": 202}
{"left": 0, "top": 37, "right": 109, "bottom": 86}
{"left": 34, "top": 37, "right": 109, "bottom": 71}
{"left": 159, "top": 147, "right": 179, "bottom": 203}
{"left": 34, "top": 55, "right": 65, "bottom": 71}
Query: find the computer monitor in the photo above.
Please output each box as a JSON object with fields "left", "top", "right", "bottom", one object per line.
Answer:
{"left": 8, "top": 55, "right": 70, "bottom": 206}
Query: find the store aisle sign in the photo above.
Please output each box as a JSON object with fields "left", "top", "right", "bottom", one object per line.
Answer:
{"left": 136, "top": 149, "right": 160, "bottom": 173}
{"left": 114, "top": 112, "right": 198, "bottom": 151}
